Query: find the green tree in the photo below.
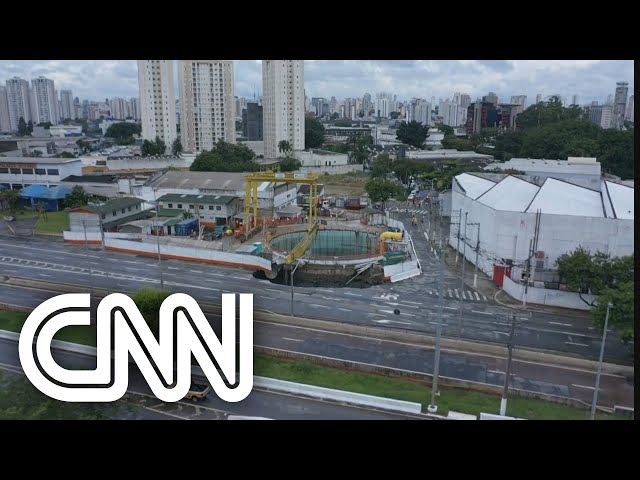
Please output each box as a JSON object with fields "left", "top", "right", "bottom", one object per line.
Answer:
{"left": 0, "top": 189, "right": 20, "bottom": 211}
{"left": 182, "top": 210, "right": 194, "bottom": 219}
{"left": 279, "top": 156, "right": 301, "bottom": 172}
{"left": 365, "top": 177, "right": 403, "bottom": 209}
{"left": 0, "top": 373, "right": 121, "bottom": 420}
{"left": 389, "top": 111, "right": 400, "bottom": 120}
{"left": 371, "top": 153, "right": 393, "bottom": 178}
{"left": 171, "top": 137, "right": 183, "bottom": 156}
{"left": 76, "top": 139, "right": 90, "bottom": 153}
{"left": 56, "top": 151, "right": 76, "bottom": 158}
{"left": 31, "top": 150, "right": 43, "bottom": 157}
{"left": 330, "top": 112, "right": 339, "bottom": 120}
{"left": 189, "top": 140, "right": 259, "bottom": 172}
{"left": 63, "top": 186, "right": 89, "bottom": 209}
{"left": 154, "top": 136, "right": 166, "bottom": 154}
{"left": 27, "top": 120, "right": 33, "bottom": 134}
{"left": 556, "top": 248, "right": 634, "bottom": 342}
{"left": 105, "top": 122, "right": 141, "bottom": 144}
{"left": 278, "top": 140, "right": 292, "bottom": 155}
{"left": 435, "top": 123, "right": 454, "bottom": 136}
{"left": 305, "top": 117, "right": 325, "bottom": 149}
{"left": 131, "top": 288, "right": 173, "bottom": 339}
{"left": 395, "top": 120, "right": 429, "bottom": 148}
{"left": 17, "top": 117, "right": 29, "bottom": 136}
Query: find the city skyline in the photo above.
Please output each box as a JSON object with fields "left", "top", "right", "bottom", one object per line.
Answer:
{"left": 0, "top": 60, "right": 633, "bottom": 107}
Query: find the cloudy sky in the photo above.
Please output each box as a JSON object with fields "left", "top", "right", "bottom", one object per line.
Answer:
{"left": 0, "top": 60, "right": 633, "bottom": 106}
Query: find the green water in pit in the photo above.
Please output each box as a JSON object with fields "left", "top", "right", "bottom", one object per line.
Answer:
{"left": 270, "top": 229, "right": 378, "bottom": 257}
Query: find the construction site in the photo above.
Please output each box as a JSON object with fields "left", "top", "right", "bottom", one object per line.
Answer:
{"left": 243, "top": 172, "right": 418, "bottom": 288}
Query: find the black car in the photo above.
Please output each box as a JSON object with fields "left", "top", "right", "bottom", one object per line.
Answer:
{"left": 387, "top": 226, "right": 402, "bottom": 233}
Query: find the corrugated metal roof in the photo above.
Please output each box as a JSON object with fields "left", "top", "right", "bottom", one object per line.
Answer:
{"left": 526, "top": 178, "right": 604, "bottom": 217}
{"left": 605, "top": 181, "right": 634, "bottom": 219}
{"left": 455, "top": 173, "right": 496, "bottom": 199}
{"left": 476, "top": 176, "right": 539, "bottom": 212}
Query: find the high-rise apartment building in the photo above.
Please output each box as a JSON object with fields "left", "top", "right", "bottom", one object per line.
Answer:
{"left": 613, "top": 81, "right": 628, "bottom": 129}
{"left": 624, "top": 95, "right": 634, "bottom": 122}
{"left": 109, "top": 97, "right": 129, "bottom": 120}
{"left": 31, "top": 76, "right": 59, "bottom": 125}
{"left": 137, "top": 60, "right": 177, "bottom": 152}
{"left": 242, "top": 102, "right": 263, "bottom": 141}
{"left": 6, "top": 77, "right": 33, "bottom": 131}
{"left": 262, "top": 60, "right": 305, "bottom": 160}
{"left": 179, "top": 60, "right": 235, "bottom": 153}
{"left": 535, "top": 93, "right": 543, "bottom": 104}
{"left": 0, "top": 86, "right": 11, "bottom": 132}
{"left": 60, "top": 90, "right": 75, "bottom": 120}
{"left": 128, "top": 97, "right": 140, "bottom": 121}
{"left": 510, "top": 95, "right": 527, "bottom": 113}
{"left": 482, "top": 92, "right": 498, "bottom": 106}
{"left": 588, "top": 104, "right": 613, "bottom": 129}
{"left": 362, "top": 93, "right": 372, "bottom": 116}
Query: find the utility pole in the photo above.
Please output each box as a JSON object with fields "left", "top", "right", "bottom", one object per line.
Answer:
{"left": 523, "top": 238, "right": 533, "bottom": 308}
{"left": 428, "top": 247, "right": 445, "bottom": 414}
{"left": 290, "top": 260, "right": 303, "bottom": 317}
{"left": 82, "top": 220, "right": 94, "bottom": 296}
{"left": 97, "top": 210, "right": 109, "bottom": 294}
{"left": 500, "top": 314, "right": 517, "bottom": 416}
{"left": 457, "top": 211, "right": 468, "bottom": 337}
{"left": 153, "top": 188, "right": 164, "bottom": 290}
{"left": 455, "top": 208, "right": 462, "bottom": 264}
{"left": 466, "top": 221, "right": 480, "bottom": 288}
{"left": 590, "top": 303, "right": 613, "bottom": 420}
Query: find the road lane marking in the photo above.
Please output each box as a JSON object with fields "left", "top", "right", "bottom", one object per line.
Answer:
{"left": 189, "top": 270, "right": 203, "bottom": 273}
{"left": 310, "top": 304, "right": 330, "bottom": 309}
{"left": 317, "top": 289, "right": 335, "bottom": 293}
{"left": 230, "top": 276, "right": 246, "bottom": 280}
{"left": 487, "top": 370, "right": 505, "bottom": 375}
{"left": 168, "top": 267, "right": 180, "bottom": 270}
{"left": 472, "top": 310, "right": 492, "bottom": 315}
{"left": 282, "top": 337, "right": 303, "bottom": 342}
{"left": 565, "top": 342, "right": 589, "bottom": 347}
{"left": 374, "top": 319, "right": 412, "bottom": 325}
{"left": 494, "top": 331, "right": 509, "bottom": 335}
{"left": 338, "top": 308, "right": 352, "bottom": 312}
{"left": 344, "top": 292, "right": 363, "bottom": 297}
{"left": 494, "top": 322, "right": 510, "bottom": 326}
{"left": 265, "top": 288, "right": 281, "bottom": 293}
{"left": 561, "top": 332, "right": 592, "bottom": 337}
{"left": 571, "top": 384, "right": 601, "bottom": 390}
{"left": 401, "top": 300, "right": 422, "bottom": 305}
{"left": 550, "top": 321, "right": 573, "bottom": 327}
{"left": 366, "top": 313, "right": 386, "bottom": 317}
{"left": 259, "top": 296, "right": 275, "bottom": 300}
{"left": 294, "top": 292, "right": 310, "bottom": 296}
{"left": 474, "top": 292, "right": 480, "bottom": 301}
{"left": 38, "top": 274, "right": 52, "bottom": 277}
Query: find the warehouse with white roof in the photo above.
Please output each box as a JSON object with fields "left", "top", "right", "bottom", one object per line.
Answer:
{"left": 450, "top": 172, "right": 634, "bottom": 284}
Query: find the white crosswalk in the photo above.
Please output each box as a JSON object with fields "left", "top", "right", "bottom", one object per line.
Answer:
{"left": 425, "top": 286, "right": 488, "bottom": 302}
{"left": 389, "top": 207, "right": 431, "bottom": 215}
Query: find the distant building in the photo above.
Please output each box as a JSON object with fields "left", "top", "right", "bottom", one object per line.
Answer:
{"left": 137, "top": 60, "right": 176, "bottom": 152}
{"left": 262, "top": 60, "right": 305, "bottom": 160}
{"left": 109, "top": 97, "right": 128, "bottom": 120}
{"left": 587, "top": 104, "right": 613, "bottom": 129}
{"left": 624, "top": 95, "right": 634, "bottom": 122}
{"left": 293, "top": 149, "right": 360, "bottom": 175}
{"left": 0, "top": 157, "right": 82, "bottom": 189}
{"left": 31, "top": 76, "right": 59, "bottom": 125}
{"left": 535, "top": 94, "right": 543, "bottom": 104}
{"left": 6, "top": 77, "right": 33, "bottom": 130}
{"left": 68, "top": 197, "right": 150, "bottom": 233}
{"left": 466, "top": 101, "right": 498, "bottom": 135}
{"left": 0, "top": 86, "right": 10, "bottom": 132}
{"left": 242, "top": 102, "right": 263, "bottom": 141}
{"left": 613, "top": 81, "right": 629, "bottom": 129}
{"left": 498, "top": 104, "right": 520, "bottom": 130}
{"left": 179, "top": 60, "right": 236, "bottom": 153}
{"left": 60, "top": 90, "right": 75, "bottom": 120}
{"left": 510, "top": 95, "right": 527, "bottom": 113}
{"left": 482, "top": 92, "right": 498, "bottom": 106}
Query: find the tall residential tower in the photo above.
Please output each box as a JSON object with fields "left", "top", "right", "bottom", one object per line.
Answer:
{"left": 262, "top": 60, "right": 305, "bottom": 160}
{"left": 137, "top": 60, "right": 177, "bottom": 152}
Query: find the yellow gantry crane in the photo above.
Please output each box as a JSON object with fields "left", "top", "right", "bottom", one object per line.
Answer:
{"left": 244, "top": 171, "right": 320, "bottom": 264}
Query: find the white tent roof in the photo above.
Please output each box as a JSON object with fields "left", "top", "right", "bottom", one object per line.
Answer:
{"left": 526, "top": 178, "right": 604, "bottom": 217}
{"left": 455, "top": 173, "right": 495, "bottom": 199}
{"left": 477, "top": 176, "right": 539, "bottom": 212}
{"left": 605, "top": 181, "right": 634, "bottom": 219}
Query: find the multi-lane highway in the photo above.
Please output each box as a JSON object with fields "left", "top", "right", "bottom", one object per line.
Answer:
{"left": 0, "top": 233, "right": 631, "bottom": 364}
{"left": 0, "top": 283, "right": 633, "bottom": 409}
{"left": 0, "top": 337, "right": 422, "bottom": 420}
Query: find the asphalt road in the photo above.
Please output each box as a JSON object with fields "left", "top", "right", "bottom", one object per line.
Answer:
{"left": 0, "top": 284, "right": 633, "bottom": 409}
{"left": 0, "top": 338, "right": 418, "bottom": 420}
{"left": 0, "top": 234, "right": 630, "bottom": 363}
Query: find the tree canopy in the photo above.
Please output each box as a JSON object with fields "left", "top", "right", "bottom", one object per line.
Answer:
{"left": 63, "top": 186, "right": 89, "bottom": 209}
{"left": 278, "top": 140, "right": 292, "bottom": 155}
{"left": 105, "top": 122, "right": 141, "bottom": 145}
{"left": 556, "top": 248, "right": 634, "bottom": 342}
{"left": 279, "top": 156, "right": 301, "bottom": 172}
{"left": 131, "top": 288, "right": 173, "bottom": 340}
{"left": 371, "top": 153, "right": 393, "bottom": 178}
{"left": 189, "top": 139, "right": 258, "bottom": 172}
{"left": 141, "top": 136, "right": 167, "bottom": 156}
{"left": 395, "top": 120, "right": 429, "bottom": 148}
{"left": 171, "top": 137, "right": 183, "bottom": 156}
{"left": 56, "top": 151, "right": 76, "bottom": 158}
{"left": 365, "top": 177, "right": 404, "bottom": 208}
{"left": 490, "top": 99, "right": 634, "bottom": 179}
{"left": 305, "top": 117, "right": 325, "bottom": 149}
{"left": 17, "top": 117, "right": 29, "bottom": 137}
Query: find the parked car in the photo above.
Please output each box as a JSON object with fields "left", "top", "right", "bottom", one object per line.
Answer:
{"left": 387, "top": 226, "right": 402, "bottom": 233}
{"left": 3, "top": 216, "right": 15, "bottom": 222}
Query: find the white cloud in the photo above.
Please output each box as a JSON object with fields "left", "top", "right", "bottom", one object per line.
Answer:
{"left": 0, "top": 60, "right": 633, "bottom": 107}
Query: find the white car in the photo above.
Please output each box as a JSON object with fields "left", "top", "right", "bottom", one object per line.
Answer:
{"left": 407, "top": 194, "right": 415, "bottom": 200}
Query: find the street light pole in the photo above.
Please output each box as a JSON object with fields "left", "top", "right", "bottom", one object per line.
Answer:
{"left": 98, "top": 211, "right": 110, "bottom": 294}
{"left": 82, "top": 220, "right": 94, "bottom": 296}
{"left": 473, "top": 223, "right": 480, "bottom": 288}
{"left": 500, "top": 314, "right": 517, "bottom": 416}
{"left": 455, "top": 208, "right": 462, "bottom": 264}
{"left": 290, "top": 260, "right": 303, "bottom": 317}
{"left": 590, "top": 303, "right": 613, "bottom": 420}
{"left": 428, "top": 247, "right": 445, "bottom": 413}
{"left": 457, "top": 212, "right": 468, "bottom": 337}
{"left": 153, "top": 188, "right": 164, "bottom": 290}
